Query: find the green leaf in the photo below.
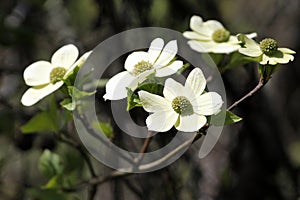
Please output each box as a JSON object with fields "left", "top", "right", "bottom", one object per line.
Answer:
{"left": 138, "top": 82, "right": 164, "bottom": 95}
{"left": 43, "top": 175, "right": 63, "bottom": 189}
{"left": 258, "top": 64, "right": 279, "bottom": 82}
{"left": 21, "top": 111, "right": 59, "bottom": 134}
{"left": 63, "top": 66, "right": 80, "bottom": 86}
{"left": 68, "top": 86, "right": 96, "bottom": 99}
{"left": 60, "top": 98, "right": 76, "bottom": 111}
{"left": 210, "top": 110, "right": 242, "bottom": 126}
{"left": 126, "top": 88, "right": 142, "bottom": 111}
{"left": 92, "top": 121, "right": 114, "bottom": 138}
{"left": 39, "top": 150, "right": 64, "bottom": 179}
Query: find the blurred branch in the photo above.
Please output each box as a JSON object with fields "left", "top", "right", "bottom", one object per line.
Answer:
{"left": 62, "top": 131, "right": 204, "bottom": 192}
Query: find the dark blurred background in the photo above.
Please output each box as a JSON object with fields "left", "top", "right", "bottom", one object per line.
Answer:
{"left": 0, "top": 0, "right": 299, "bottom": 199}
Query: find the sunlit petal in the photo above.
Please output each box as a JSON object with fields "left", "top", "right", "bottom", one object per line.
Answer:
{"left": 187, "top": 40, "right": 215, "bottom": 53}
{"left": 278, "top": 48, "right": 296, "bottom": 54}
{"left": 146, "top": 110, "right": 178, "bottom": 132}
{"left": 51, "top": 44, "right": 79, "bottom": 68}
{"left": 21, "top": 82, "right": 63, "bottom": 106}
{"left": 185, "top": 68, "right": 206, "bottom": 100}
{"left": 194, "top": 92, "right": 223, "bottom": 115}
{"left": 103, "top": 71, "right": 136, "bottom": 100}
{"left": 210, "top": 42, "right": 240, "bottom": 54}
{"left": 183, "top": 31, "right": 210, "bottom": 41}
{"left": 23, "top": 61, "right": 53, "bottom": 86}
{"left": 65, "top": 51, "right": 92, "bottom": 77}
{"left": 148, "top": 38, "right": 164, "bottom": 64}
{"left": 155, "top": 60, "right": 183, "bottom": 77}
{"left": 138, "top": 91, "right": 171, "bottom": 112}
{"left": 176, "top": 114, "right": 207, "bottom": 132}
{"left": 203, "top": 20, "right": 224, "bottom": 33}
{"left": 189, "top": 15, "right": 211, "bottom": 36}
{"left": 163, "top": 78, "right": 186, "bottom": 101}
{"left": 155, "top": 40, "right": 177, "bottom": 67}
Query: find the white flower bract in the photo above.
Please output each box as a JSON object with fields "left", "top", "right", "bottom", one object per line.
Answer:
{"left": 138, "top": 68, "right": 223, "bottom": 132}
{"left": 21, "top": 44, "right": 92, "bottom": 106}
{"left": 103, "top": 38, "right": 184, "bottom": 100}
{"left": 238, "top": 35, "right": 295, "bottom": 65}
{"left": 183, "top": 15, "right": 257, "bottom": 54}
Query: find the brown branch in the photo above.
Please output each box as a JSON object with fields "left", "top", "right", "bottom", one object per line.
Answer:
{"left": 133, "top": 131, "right": 152, "bottom": 164}
{"left": 227, "top": 78, "right": 265, "bottom": 111}
{"left": 62, "top": 131, "right": 204, "bottom": 192}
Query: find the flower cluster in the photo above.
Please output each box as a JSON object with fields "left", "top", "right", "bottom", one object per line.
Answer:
{"left": 104, "top": 38, "right": 224, "bottom": 132}
{"left": 21, "top": 15, "right": 296, "bottom": 135}
{"left": 183, "top": 15, "right": 295, "bottom": 66}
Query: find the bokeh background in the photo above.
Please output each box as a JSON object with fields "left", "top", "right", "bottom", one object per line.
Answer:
{"left": 0, "top": 0, "right": 299, "bottom": 199}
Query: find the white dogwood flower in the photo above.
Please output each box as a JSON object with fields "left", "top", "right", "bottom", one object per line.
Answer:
{"left": 238, "top": 35, "right": 295, "bottom": 65}
{"left": 138, "top": 68, "right": 223, "bottom": 132}
{"left": 21, "top": 44, "right": 91, "bottom": 106}
{"left": 103, "top": 38, "right": 183, "bottom": 100}
{"left": 183, "top": 15, "right": 257, "bottom": 54}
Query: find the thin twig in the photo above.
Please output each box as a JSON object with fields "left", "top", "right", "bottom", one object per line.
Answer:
{"left": 133, "top": 131, "right": 152, "bottom": 163}
{"left": 137, "top": 132, "right": 198, "bottom": 171}
{"left": 228, "top": 78, "right": 264, "bottom": 111}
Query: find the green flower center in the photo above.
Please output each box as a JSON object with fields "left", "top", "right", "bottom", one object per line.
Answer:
{"left": 50, "top": 67, "right": 66, "bottom": 84}
{"left": 212, "top": 29, "right": 230, "bottom": 43}
{"left": 132, "top": 61, "right": 153, "bottom": 76}
{"left": 259, "top": 38, "right": 278, "bottom": 56}
{"left": 171, "top": 96, "right": 194, "bottom": 116}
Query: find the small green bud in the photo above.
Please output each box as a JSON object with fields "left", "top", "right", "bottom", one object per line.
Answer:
{"left": 172, "top": 96, "right": 193, "bottom": 116}
{"left": 212, "top": 29, "right": 230, "bottom": 43}
{"left": 259, "top": 38, "right": 278, "bottom": 56}
{"left": 50, "top": 67, "right": 66, "bottom": 84}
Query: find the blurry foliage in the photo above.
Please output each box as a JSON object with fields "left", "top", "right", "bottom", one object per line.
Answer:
{"left": 67, "top": 0, "right": 99, "bottom": 37}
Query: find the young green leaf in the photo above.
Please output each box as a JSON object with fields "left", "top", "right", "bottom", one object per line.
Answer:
{"left": 210, "top": 110, "right": 242, "bottom": 126}
{"left": 60, "top": 98, "right": 76, "bottom": 111}
{"left": 126, "top": 88, "right": 142, "bottom": 111}
{"left": 68, "top": 86, "right": 96, "bottom": 99}
{"left": 42, "top": 175, "right": 63, "bottom": 189}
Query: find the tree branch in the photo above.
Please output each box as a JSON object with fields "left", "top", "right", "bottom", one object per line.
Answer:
{"left": 228, "top": 78, "right": 265, "bottom": 111}
{"left": 62, "top": 131, "right": 203, "bottom": 192}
